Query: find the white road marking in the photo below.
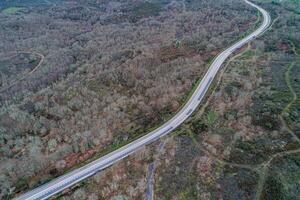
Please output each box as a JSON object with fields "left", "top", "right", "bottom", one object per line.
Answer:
{"left": 15, "top": 1, "right": 271, "bottom": 199}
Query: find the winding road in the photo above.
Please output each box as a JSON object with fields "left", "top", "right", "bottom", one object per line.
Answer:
{"left": 15, "top": 1, "right": 271, "bottom": 199}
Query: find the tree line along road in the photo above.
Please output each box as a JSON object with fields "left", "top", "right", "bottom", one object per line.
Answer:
{"left": 15, "top": 0, "right": 271, "bottom": 199}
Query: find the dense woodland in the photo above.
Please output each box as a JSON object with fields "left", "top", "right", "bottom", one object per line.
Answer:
{"left": 0, "top": 0, "right": 258, "bottom": 198}
{"left": 50, "top": 0, "right": 300, "bottom": 200}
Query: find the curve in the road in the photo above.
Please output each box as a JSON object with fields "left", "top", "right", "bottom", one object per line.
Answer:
{"left": 15, "top": 1, "right": 271, "bottom": 199}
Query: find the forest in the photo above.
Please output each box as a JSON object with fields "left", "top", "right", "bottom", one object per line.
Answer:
{"left": 48, "top": 0, "right": 300, "bottom": 199}
{"left": 0, "top": 0, "right": 265, "bottom": 199}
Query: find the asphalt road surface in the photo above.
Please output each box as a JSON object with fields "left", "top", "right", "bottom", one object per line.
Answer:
{"left": 15, "top": 1, "right": 271, "bottom": 199}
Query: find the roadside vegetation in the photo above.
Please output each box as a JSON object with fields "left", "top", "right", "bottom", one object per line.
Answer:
{"left": 1, "top": 0, "right": 300, "bottom": 199}
{"left": 0, "top": 0, "right": 258, "bottom": 198}
{"left": 54, "top": 0, "right": 300, "bottom": 198}
{"left": 57, "top": 1, "right": 299, "bottom": 199}
{"left": 154, "top": 0, "right": 300, "bottom": 199}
